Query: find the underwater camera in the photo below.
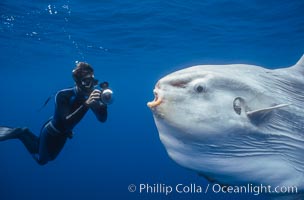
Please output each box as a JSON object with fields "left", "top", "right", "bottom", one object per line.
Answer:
{"left": 98, "top": 81, "right": 114, "bottom": 105}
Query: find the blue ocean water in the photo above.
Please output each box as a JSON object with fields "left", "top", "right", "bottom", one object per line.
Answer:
{"left": 0, "top": 1, "right": 303, "bottom": 200}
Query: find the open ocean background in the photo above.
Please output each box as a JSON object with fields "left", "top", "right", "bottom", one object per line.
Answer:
{"left": 0, "top": 1, "right": 303, "bottom": 200}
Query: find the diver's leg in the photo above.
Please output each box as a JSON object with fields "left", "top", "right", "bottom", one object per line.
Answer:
{"left": 0, "top": 127, "right": 25, "bottom": 141}
{"left": 0, "top": 126, "right": 39, "bottom": 154}
{"left": 44, "top": 132, "right": 67, "bottom": 161}
{"left": 0, "top": 126, "right": 40, "bottom": 157}
{"left": 18, "top": 128, "right": 39, "bottom": 154}
{"left": 35, "top": 124, "right": 67, "bottom": 165}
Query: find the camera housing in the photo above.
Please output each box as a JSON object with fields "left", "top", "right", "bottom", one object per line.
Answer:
{"left": 98, "top": 81, "right": 114, "bottom": 105}
{"left": 101, "top": 89, "right": 114, "bottom": 105}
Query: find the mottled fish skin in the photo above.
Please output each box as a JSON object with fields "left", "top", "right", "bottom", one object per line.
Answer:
{"left": 148, "top": 55, "right": 304, "bottom": 193}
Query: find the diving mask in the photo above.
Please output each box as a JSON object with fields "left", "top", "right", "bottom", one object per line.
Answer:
{"left": 80, "top": 76, "right": 98, "bottom": 89}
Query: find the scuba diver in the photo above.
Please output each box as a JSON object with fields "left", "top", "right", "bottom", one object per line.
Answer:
{"left": 0, "top": 62, "right": 113, "bottom": 165}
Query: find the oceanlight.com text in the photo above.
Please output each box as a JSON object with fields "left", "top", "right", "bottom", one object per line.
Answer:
{"left": 211, "top": 183, "right": 298, "bottom": 195}
{"left": 128, "top": 183, "right": 298, "bottom": 196}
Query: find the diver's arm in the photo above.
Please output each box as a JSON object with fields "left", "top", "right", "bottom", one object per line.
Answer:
{"left": 65, "top": 105, "right": 89, "bottom": 121}
{"left": 85, "top": 89, "right": 108, "bottom": 122}
{"left": 55, "top": 92, "right": 89, "bottom": 129}
{"left": 90, "top": 102, "right": 108, "bottom": 122}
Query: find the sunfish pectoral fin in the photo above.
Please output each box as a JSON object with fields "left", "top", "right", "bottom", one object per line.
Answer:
{"left": 246, "top": 104, "right": 290, "bottom": 124}
{"left": 246, "top": 103, "right": 290, "bottom": 115}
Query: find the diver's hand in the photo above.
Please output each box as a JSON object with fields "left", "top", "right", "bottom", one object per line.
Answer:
{"left": 84, "top": 89, "right": 102, "bottom": 107}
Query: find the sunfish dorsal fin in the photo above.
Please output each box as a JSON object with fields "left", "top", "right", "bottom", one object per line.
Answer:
{"left": 292, "top": 54, "right": 304, "bottom": 73}
{"left": 295, "top": 54, "right": 304, "bottom": 67}
{"left": 246, "top": 104, "right": 290, "bottom": 124}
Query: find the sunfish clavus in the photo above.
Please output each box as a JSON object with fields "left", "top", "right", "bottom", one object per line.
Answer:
{"left": 148, "top": 55, "right": 304, "bottom": 193}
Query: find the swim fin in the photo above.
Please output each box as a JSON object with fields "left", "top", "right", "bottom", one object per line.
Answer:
{"left": 0, "top": 126, "right": 24, "bottom": 141}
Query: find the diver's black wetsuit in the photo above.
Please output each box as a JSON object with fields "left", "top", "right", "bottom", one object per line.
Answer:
{"left": 18, "top": 87, "right": 107, "bottom": 165}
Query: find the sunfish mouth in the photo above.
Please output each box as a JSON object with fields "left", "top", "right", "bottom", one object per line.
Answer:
{"left": 147, "top": 90, "right": 162, "bottom": 108}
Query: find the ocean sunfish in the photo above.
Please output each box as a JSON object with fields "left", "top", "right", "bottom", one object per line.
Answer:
{"left": 147, "top": 55, "right": 304, "bottom": 193}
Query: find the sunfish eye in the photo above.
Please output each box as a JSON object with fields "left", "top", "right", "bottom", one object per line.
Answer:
{"left": 195, "top": 85, "right": 205, "bottom": 93}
